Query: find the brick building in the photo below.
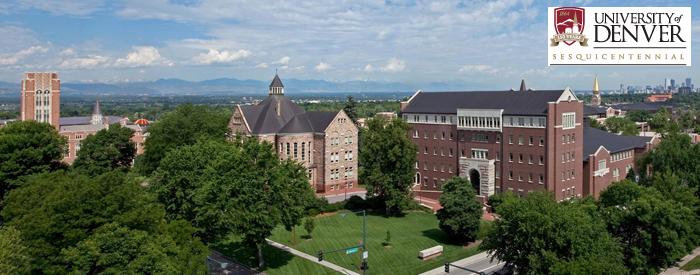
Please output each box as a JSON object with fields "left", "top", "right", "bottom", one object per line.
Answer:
{"left": 400, "top": 81, "right": 583, "bottom": 201}
{"left": 19, "top": 72, "right": 147, "bottom": 164}
{"left": 582, "top": 125, "right": 657, "bottom": 198}
{"left": 228, "top": 75, "right": 359, "bottom": 195}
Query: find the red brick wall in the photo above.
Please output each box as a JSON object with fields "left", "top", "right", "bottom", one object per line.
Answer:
{"left": 410, "top": 123, "right": 458, "bottom": 191}
{"left": 546, "top": 98, "right": 584, "bottom": 201}
{"left": 500, "top": 127, "right": 548, "bottom": 195}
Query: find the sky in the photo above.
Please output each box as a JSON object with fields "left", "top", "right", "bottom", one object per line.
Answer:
{"left": 0, "top": 0, "right": 697, "bottom": 90}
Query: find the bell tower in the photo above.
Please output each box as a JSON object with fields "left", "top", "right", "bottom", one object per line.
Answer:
{"left": 269, "top": 74, "right": 284, "bottom": 95}
{"left": 20, "top": 72, "right": 61, "bottom": 128}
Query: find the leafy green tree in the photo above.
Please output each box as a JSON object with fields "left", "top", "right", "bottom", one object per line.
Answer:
{"left": 0, "top": 121, "right": 66, "bottom": 199}
{"left": 599, "top": 181, "right": 700, "bottom": 274}
{"left": 343, "top": 95, "right": 359, "bottom": 124}
{"left": 487, "top": 191, "right": 518, "bottom": 214}
{"left": 304, "top": 218, "right": 315, "bottom": 238}
{"left": 626, "top": 110, "right": 652, "bottom": 122}
{"left": 589, "top": 118, "right": 607, "bottom": 131}
{"left": 604, "top": 116, "right": 639, "bottom": 136}
{"left": 0, "top": 226, "right": 31, "bottom": 274}
{"left": 481, "top": 192, "right": 625, "bottom": 275}
{"left": 151, "top": 137, "right": 315, "bottom": 268}
{"left": 1, "top": 171, "right": 207, "bottom": 273}
{"left": 639, "top": 131, "right": 700, "bottom": 192}
{"left": 436, "top": 177, "right": 482, "bottom": 243}
{"left": 648, "top": 108, "right": 676, "bottom": 133}
{"left": 72, "top": 124, "right": 135, "bottom": 176}
{"left": 137, "top": 104, "right": 229, "bottom": 175}
{"left": 360, "top": 117, "right": 417, "bottom": 215}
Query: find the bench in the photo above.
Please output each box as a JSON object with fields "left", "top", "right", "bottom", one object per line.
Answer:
{"left": 418, "top": 245, "right": 443, "bottom": 260}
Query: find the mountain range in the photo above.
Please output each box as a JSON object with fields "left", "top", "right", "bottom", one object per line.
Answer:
{"left": 0, "top": 78, "right": 469, "bottom": 96}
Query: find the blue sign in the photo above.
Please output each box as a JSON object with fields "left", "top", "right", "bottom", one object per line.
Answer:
{"left": 345, "top": 247, "right": 359, "bottom": 254}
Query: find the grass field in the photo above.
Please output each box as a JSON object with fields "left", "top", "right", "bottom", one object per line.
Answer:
{"left": 270, "top": 211, "right": 486, "bottom": 274}
{"left": 682, "top": 255, "right": 700, "bottom": 271}
{"left": 214, "top": 238, "right": 337, "bottom": 275}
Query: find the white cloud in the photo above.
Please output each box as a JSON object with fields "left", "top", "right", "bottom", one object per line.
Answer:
{"left": 255, "top": 62, "right": 268, "bottom": 68}
{"left": 115, "top": 46, "right": 171, "bottom": 67}
{"left": 458, "top": 64, "right": 500, "bottom": 74}
{"left": 59, "top": 55, "right": 110, "bottom": 69}
{"left": 363, "top": 64, "right": 374, "bottom": 72}
{"left": 380, "top": 58, "right": 406, "bottom": 73}
{"left": 59, "top": 48, "right": 76, "bottom": 56}
{"left": 9, "top": 0, "right": 104, "bottom": 16}
{"left": 0, "top": 45, "right": 47, "bottom": 65}
{"left": 314, "top": 62, "right": 331, "bottom": 72}
{"left": 193, "top": 49, "right": 251, "bottom": 65}
{"left": 274, "top": 56, "right": 290, "bottom": 65}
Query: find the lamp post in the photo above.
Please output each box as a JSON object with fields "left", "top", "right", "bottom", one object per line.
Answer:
{"left": 341, "top": 209, "right": 368, "bottom": 273}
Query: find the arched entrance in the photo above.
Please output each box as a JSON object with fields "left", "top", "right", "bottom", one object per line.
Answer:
{"left": 469, "top": 169, "right": 481, "bottom": 195}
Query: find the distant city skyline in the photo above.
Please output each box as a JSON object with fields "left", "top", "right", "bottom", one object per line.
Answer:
{"left": 0, "top": 0, "right": 697, "bottom": 90}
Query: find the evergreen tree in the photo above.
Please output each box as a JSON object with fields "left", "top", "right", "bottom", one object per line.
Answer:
{"left": 343, "top": 96, "right": 359, "bottom": 124}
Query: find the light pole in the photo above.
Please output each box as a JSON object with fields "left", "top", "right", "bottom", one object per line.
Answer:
{"left": 340, "top": 209, "right": 368, "bottom": 273}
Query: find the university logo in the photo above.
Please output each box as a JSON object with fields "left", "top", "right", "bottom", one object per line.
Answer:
{"left": 550, "top": 7, "right": 588, "bottom": 46}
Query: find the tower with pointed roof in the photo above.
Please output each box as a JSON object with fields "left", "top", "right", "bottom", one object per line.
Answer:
{"left": 269, "top": 74, "right": 284, "bottom": 95}
{"left": 91, "top": 99, "right": 103, "bottom": 125}
{"left": 591, "top": 76, "right": 602, "bottom": 106}
{"left": 519, "top": 79, "right": 527, "bottom": 92}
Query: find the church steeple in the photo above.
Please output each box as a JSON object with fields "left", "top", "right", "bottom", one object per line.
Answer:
{"left": 269, "top": 74, "right": 284, "bottom": 95}
{"left": 591, "top": 75, "right": 602, "bottom": 106}
{"left": 91, "top": 99, "right": 103, "bottom": 125}
{"left": 519, "top": 79, "right": 527, "bottom": 92}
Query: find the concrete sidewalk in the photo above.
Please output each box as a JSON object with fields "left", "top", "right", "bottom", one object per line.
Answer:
{"left": 661, "top": 247, "right": 700, "bottom": 275}
{"left": 266, "top": 239, "right": 359, "bottom": 275}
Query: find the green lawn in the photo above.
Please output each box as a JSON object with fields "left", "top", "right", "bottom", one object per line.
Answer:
{"left": 682, "top": 255, "right": 700, "bottom": 271}
{"left": 214, "top": 238, "right": 338, "bottom": 275}
{"left": 270, "top": 211, "right": 486, "bottom": 274}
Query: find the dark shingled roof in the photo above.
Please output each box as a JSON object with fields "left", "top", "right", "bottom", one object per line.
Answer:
{"left": 307, "top": 111, "right": 337, "bottom": 132}
{"left": 583, "top": 125, "right": 651, "bottom": 162}
{"left": 270, "top": 74, "right": 284, "bottom": 88}
{"left": 402, "top": 90, "right": 566, "bottom": 115}
{"left": 608, "top": 102, "right": 676, "bottom": 112}
{"left": 60, "top": 115, "right": 122, "bottom": 126}
{"left": 583, "top": 105, "right": 608, "bottom": 116}
{"left": 240, "top": 95, "right": 304, "bottom": 134}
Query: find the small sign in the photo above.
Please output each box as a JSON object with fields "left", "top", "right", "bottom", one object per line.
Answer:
{"left": 346, "top": 247, "right": 359, "bottom": 255}
{"left": 362, "top": 251, "right": 368, "bottom": 259}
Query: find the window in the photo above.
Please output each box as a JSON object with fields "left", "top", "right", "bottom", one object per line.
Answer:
{"left": 598, "top": 160, "right": 607, "bottom": 170}
{"left": 613, "top": 168, "right": 619, "bottom": 179}
{"left": 471, "top": 149, "right": 488, "bottom": 159}
{"left": 413, "top": 130, "right": 419, "bottom": 138}
{"left": 301, "top": 142, "right": 306, "bottom": 160}
{"left": 539, "top": 174, "right": 544, "bottom": 184}
{"left": 441, "top": 131, "right": 445, "bottom": 140}
{"left": 286, "top": 143, "right": 290, "bottom": 156}
{"left": 509, "top": 153, "right": 513, "bottom": 162}
{"left": 472, "top": 134, "right": 489, "bottom": 142}
{"left": 562, "top": 112, "right": 576, "bottom": 129}
{"left": 528, "top": 173, "right": 533, "bottom": 182}
{"left": 538, "top": 117, "right": 546, "bottom": 127}
{"left": 539, "top": 137, "right": 544, "bottom": 146}
{"left": 441, "top": 116, "right": 447, "bottom": 123}
{"left": 449, "top": 148, "right": 453, "bottom": 157}
{"left": 518, "top": 117, "right": 525, "bottom": 126}
{"left": 424, "top": 147, "right": 428, "bottom": 154}
{"left": 518, "top": 154, "right": 523, "bottom": 163}
{"left": 293, "top": 142, "right": 298, "bottom": 159}
{"left": 508, "top": 170, "right": 513, "bottom": 180}
{"left": 518, "top": 136, "right": 524, "bottom": 145}
{"left": 496, "top": 135, "right": 501, "bottom": 143}
{"left": 518, "top": 174, "right": 523, "bottom": 181}
{"left": 528, "top": 155, "right": 533, "bottom": 164}
{"left": 508, "top": 135, "right": 513, "bottom": 144}
{"left": 529, "top": 136, "right": 533, "bottom": 145}
{"left": 539, "top": 155, "right": 544, "bottom": 165}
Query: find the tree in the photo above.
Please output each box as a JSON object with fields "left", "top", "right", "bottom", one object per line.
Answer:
{"left": 639, "top": 131, "right": 700, "bottom": 192}
{"left": 137, "top": 104, "right": 229, "bottom": 175}
{"left": 304, "top": 218, "right": 315, "bottom": 238}
{"left": 360, "top": 117, "right": 417, "bottom": 215}
{"left": 436, "top": 177, "right": 482, "bottom": 243}
{"left": 0, "top": 121, "right": 66, "bottom": 199}
{"left": 599, "top": 181, "right": 700, "bottom": 274}
{"left": 604, "top": 116, "right": 639, "bottom": 136}
{"left": 481, "top": 192, "right": 625, "bottom": 274}
{"left": 1, "top": 171, "right": 207, "bottom": 273}
{"left": 487, "top": 191, "right": 518, "bottom": 214}
{"left": 626, "top": 110, "right": 652, "bottom": 123}
{"left": 589, "top": 118, "right": 607, "bottom": 131}
{"left": 343, "top": 95, "right": 359, "bottom": 125}
{"left": 0, "top": 226, "right": 30, "bottom": 274}
{"left": 151, "top": 137, "right": 315, "bottom": 268}
{"left": 72, "top": 124, "right": 135, "bottom": 176}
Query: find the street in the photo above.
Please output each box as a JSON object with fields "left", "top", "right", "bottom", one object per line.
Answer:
{"left": 420, "top": 251, "right": 505, "bottom": 275}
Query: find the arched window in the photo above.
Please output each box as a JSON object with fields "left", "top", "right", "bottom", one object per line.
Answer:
{"left": 415, "top": 172, "right": 421, "bottom": 184}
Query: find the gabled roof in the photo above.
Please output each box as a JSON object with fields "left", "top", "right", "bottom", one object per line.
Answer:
{"left": 239, "top": 95, "right": 305, "bottom": 134}
{"left": 583, "top": 125, "right": 652, "bottom": 161}
{"left": 270, "top": 74, "right": 284, "bottom": 88}
{"left": 307, "top": 111, "right": 337, "bottom": 132}
{"left": 401, "top": 90, "right": 566, "bottom": 115}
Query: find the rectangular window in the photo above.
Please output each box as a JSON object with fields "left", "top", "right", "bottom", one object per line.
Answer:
{"left": 293, "top": 143, "right": 298, "bottom": 159}
{"left": 471, "top": 134, "right": 489, "bottom": 142}
{"left": 286, "top": 143, "right": 290, "bottom": 157}
{"left": 539, "top": 155, "right": 544, "bottom": 165}
{"left": 598, "top": 160, "right": 606, "bottom": 170}
{"left": 529, "top": 136, "right": 533, "bottom": 145}
{"left": 539, "top": 137, "right": 544, "bottom": 146}
{"left": 518, "top": 136, "right": 524, "bottom": 145}
{"left": 508, "top": 135, "right": 513, "bottom": 144}
{"left": 301, "top": 142, "right": 306, "bottom": 160}
{"left": 539, "top": 174, "right": 544, "bottom": 184}
{"left": 562, "top": 112, "right": 576, "bottom": 129}
{"left": 413, "top": 130, "right": 419, "bottom": 138}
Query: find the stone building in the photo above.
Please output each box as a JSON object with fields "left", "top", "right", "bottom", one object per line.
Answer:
{"left": 228, "top": 75, "right": 359, "bottom": 195}
{"left": 19, "top": 72, "right": 148, "bottom": 164}
{"left": 400, "top": 81, "right": 583, "bottom": 202}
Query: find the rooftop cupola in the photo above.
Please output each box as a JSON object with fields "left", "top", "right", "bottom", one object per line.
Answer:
{"left": 269, "top": 74, "right": 284, "bottom": 95}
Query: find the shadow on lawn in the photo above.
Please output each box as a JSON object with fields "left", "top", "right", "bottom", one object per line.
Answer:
{"left": 421, "top": 228, "right": 450, "bottom": 244}
{"left": 213, "top": 241, "right": 294, "bottom": 270}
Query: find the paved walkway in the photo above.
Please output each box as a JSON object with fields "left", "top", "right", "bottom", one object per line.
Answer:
{"left": 324, "top": 190, "right": 367, "bottom": 204}
{"left": 207, "top": 249, "right": 260, "bottom": 275}
{"left": 419, "top": 251, "right": 504, "bottom": 275}
{"left": 266, "top": 239, "right": 359, "bottom": 275}
{"left": 661, "top": 247, "right": 700, "bottom": 275}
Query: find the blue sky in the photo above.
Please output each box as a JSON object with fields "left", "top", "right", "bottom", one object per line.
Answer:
{"left": 0, "top": 0, "right": 697, "bottom": 90}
